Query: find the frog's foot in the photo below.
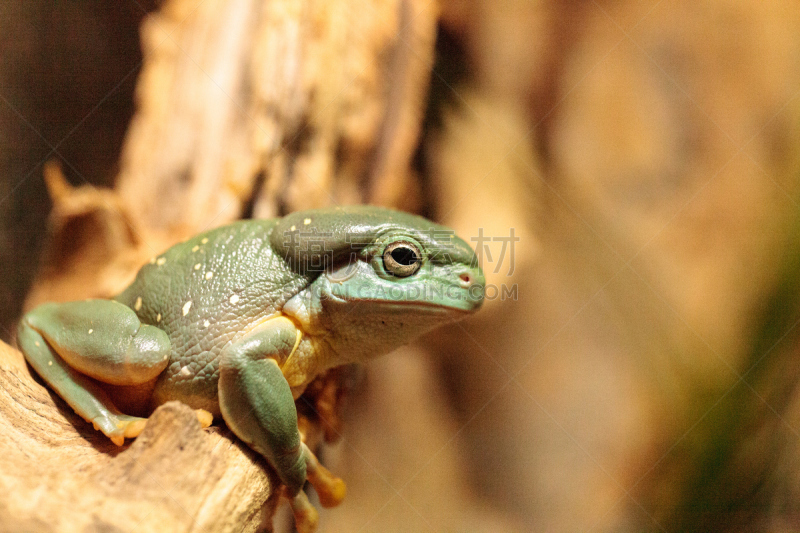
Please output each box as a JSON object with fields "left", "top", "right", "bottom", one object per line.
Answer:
{"left": 195, "top": 408, "right": 214, "bottom": 428}
{"left": 90, "top": 413, "right": 148, "bottom": 446}
{"left": 302, "top": 443, "right": 346, "bottom": 508}
{"left": 93, "top": 409, "right": 213, "bottom": 446}
{"left": 279, "top": 444, "right": 344, "bottom": 532}
{"left": 288, "top": 489, "right": 319, "bottom": 533}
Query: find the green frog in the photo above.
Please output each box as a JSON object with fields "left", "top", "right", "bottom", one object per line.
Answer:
{"left": 17, "top": 205, "right": 485, "bottom": 531}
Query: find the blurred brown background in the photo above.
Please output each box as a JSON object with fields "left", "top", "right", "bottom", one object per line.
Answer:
{"left": 3, "top": 0, "right": 800, "bottom": 531}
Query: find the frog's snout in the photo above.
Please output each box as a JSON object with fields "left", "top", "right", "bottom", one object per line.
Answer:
{"left": 458, "top": 271, "right": 475, "bottom": 287}
{"left": 458, "top": 266, "right": 485, "bottom": 311}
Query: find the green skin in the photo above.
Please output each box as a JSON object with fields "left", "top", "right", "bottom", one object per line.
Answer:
{"left": 17, "top": 206, "right": 484, "bottom": 495}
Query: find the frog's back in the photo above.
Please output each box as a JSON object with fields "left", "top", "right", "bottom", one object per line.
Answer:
{"left": 115, "top": 219, "right": 311, "bottom": 411}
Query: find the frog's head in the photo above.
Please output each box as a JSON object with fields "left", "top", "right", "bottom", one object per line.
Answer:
{"left": 273, "top": 206, "right": 485, "bottom": 362}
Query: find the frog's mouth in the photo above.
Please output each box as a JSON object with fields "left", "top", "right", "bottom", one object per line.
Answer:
{"left": 325, "top": 283, "right": 483, "bottom": 314}
{"left": 333, "top": 297, "right": 472, "bottom": 313}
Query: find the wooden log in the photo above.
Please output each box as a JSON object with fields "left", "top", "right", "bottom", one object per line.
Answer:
{"left": 0, "top": 340, "right": 278, "bottom": 532}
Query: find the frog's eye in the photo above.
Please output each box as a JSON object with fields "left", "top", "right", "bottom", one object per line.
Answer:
{"left": 383, "top": 241, "right": 421, "bottom": 277}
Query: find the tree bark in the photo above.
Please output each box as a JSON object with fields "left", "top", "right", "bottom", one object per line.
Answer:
{"left": 116, "top": 0, "right": 436, "bottom": 232}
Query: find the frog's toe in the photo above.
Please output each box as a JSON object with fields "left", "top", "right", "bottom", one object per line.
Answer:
{"left": 309, "top": 462, "right": 346, "bottom": 508}
{"left": 195, "top": 409, "right": 213, "bottom": 428}
{"left": 97, "top": 410, "right": 208, "bottom": 446}
{"left": 289, "top": 490, "right": 319, "bottom": 533}
{"left": 303, "top": 443, "right": 346, "bottom": 508}
{"left": 121, "top": 417, "right": 148, "bottom": 438}
{"left": 91, "top": 414, "right": 148, "bottom": 446}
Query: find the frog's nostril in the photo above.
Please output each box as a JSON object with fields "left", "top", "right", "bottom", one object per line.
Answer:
{"left": 459, "top": 272, "right": 472, "bottom": 285}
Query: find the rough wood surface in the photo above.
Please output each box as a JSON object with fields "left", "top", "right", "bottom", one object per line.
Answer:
{"left": 0, "top": 340, "right": 278, "bottom": 533}
{"left": 117, "top": 0, "right": 437, "bottom": 232}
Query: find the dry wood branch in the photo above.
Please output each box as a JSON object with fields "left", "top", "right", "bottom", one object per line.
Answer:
{"left": 0, "top": 341, "right": 279, "bottom": 533}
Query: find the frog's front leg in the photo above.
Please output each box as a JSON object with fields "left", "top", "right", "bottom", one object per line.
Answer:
{"left": 218, "top": 316, "right": 345, "bottom": 533}
{"left": 17, "top": 300, "right": 171, "bottom": 445}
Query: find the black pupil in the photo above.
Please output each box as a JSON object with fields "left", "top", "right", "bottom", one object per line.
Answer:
{"left": 391, "top": 246, "right": 418, "bottom": 266}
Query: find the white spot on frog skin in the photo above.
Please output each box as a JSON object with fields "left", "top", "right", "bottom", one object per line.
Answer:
{"left": 134, "top": 296, "right": 142, "bottom": 311}
{"left": 35, "top": 341, "right": 40, "bottom": 347}
{"left": 180, "top": 366, "right": 191, "bottom": 376}
{"left": 201, "top": 238, "right": 209, "bottom": 244}
{"left": 303, "top": 218, "right": 311, "bottom": 225}
{"left": 48, "top": 361, "right": 53, "bottom": 366}
{"left": 157, "top": 313, "right": 162, "bottom": 323}
{"left": 88, "top": 329, "right": 93, "bottom": 334}
{"left": 182, "top": 301, "right": 192, "bottom": 316}
{"left": 192, "top": 245, "right": 200, "bottom": 252}
{"left": 194, "top": 263, "right": 201, "bottom": 270}
{"left": 205, "top": 271, "right": 213, "bottom": 280}
{"left": 290, "top": 225, "right": 296, "bottom": 231}
{"left": 229, "top": 294, "right": 240, "bottom": 305}
{"left": 156, "top": 257, "right": 166, "bottom": 266}
{"left": 162, "top": 355, "right": 168, "bottom": 361}
{"left": 203, "top": 320, "right": 210, "bottom": 328}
